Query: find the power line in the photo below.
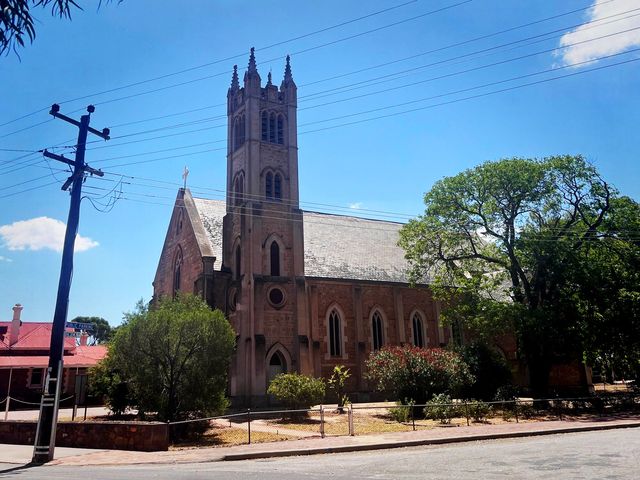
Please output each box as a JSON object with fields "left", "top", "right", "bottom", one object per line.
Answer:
{"left": 52, "top": 6, "right": 640, "bottom": 147}
{"left": 299, "top": 24, "right": 640, "bottom": 112}
{"left": 298, "top": 9, "right": 640, "bottom": 102}
{"left": 298, "top": 48, "right": 640, "bottom": 131}
{"left": 0, "top": 0, "right": 619, "bottom": 145}
{"left": 0, "top": 0, "right": 452, "bottom": 129}
{"left": 9, "top": 44, "right": 637, "bottom": 178}
{"left": 299, "top": 0, "right": 625, "bottom": 89}
{"left": 79, "top": 186, "right": 640, "bottom": 242}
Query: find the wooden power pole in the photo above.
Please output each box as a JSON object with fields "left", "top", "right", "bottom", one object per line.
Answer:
{"left": 32, "top": 104, "right": 110, "bottom": 464}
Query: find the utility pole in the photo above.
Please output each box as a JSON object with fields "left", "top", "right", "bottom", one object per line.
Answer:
{"left": 32, "top": 105, "right": 109, "bottom": 464}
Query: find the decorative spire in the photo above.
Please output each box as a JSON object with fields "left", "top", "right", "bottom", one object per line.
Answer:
{"left": 230, "top": 64, "right": 239, "bottom": 90}
{"left": 248, "top": 47, "right": 257, "bottom": 75}
{"left": 266, "top": 70, "right": 272, "bottom": 86}
{"left": 284, "top": 55, "right": 293, "bottom": 84}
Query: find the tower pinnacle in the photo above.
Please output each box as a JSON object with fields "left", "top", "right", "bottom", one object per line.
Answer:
{"left": 230, "top": 65, "right": 239, "bottom": 90}
{"left": 248, "top": 47, "right": 257, "bottom": 75}
{"left": 244, "top": 47, "right": 261, "bottom": 87}
{"left": 281, "top": 54, "right": 295, "bottom": 89}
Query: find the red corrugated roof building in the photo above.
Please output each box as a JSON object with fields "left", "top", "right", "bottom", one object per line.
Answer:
{"left": 0, "top": 304, "right": 107, "bottom": 407}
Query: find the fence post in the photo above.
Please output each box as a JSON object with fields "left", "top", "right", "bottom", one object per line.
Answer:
{"left": 514, "top": 399, "right": 519, "bottom": 423}
{"left": 348, "top": 405, "right": 354, "bottom": 436}
{"left": 4, "top": 396, "right": 10, "bottom": 421}
{"left": 411, "top": 404, "right": 415, "bottom": 431}
{"left": 247, "top": 409, "right": 251, "bottom": 445}
{"left": 464, "top": 401, "right": 470, "bottom": 426}
{"left": 320, "top": 405, "right": 325, "bottom": 438}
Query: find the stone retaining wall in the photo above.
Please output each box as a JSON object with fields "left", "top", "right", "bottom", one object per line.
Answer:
{"left": 0, "top": 420, "right": 168, "bottom": 451}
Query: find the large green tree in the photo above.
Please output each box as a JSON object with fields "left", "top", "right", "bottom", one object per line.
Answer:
{"left": 399, "top": 155, "right": 639, "bottom": 395}
{"left": 69, "top": 316, "right": 112, "bottom": 345}
{"left": 106, "top": 294, "right": 235, "bottom": 422}
{"left": 1, "top": 1, "right": 122, "bottom": 56}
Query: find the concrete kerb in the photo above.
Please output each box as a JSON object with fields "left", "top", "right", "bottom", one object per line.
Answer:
{"left": 221, "top": 420, "right": 640, "bottom": 462}
{"left": 38, "top": 417, "right": 640, "bottom": 466}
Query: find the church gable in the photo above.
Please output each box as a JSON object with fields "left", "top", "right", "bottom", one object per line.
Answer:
{"left": 153, "top": 190, "right": 217, "bottom": 299}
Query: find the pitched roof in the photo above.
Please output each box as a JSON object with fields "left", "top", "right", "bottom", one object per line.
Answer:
{"left": 0, "top": 322, "right": 107, "bottom": 369}
{"left": 0, "top": 322, "right": 75, "bottom": 351}
{"left": 191, "top": 195, "right": 412, "bottom": 283}
{"left": 191, "top": 196, "right": 226, "bottom": 263}
{"left": 0, "top": 346, "right": 108, "bottom": 369}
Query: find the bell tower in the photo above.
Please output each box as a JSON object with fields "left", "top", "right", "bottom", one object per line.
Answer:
{"left": 223, "top": 49, "right": 310, "bottom": 405}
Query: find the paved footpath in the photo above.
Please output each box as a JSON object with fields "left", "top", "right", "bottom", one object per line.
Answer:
{"left": 1, "top": 416, "right": 638, "bottom": 467}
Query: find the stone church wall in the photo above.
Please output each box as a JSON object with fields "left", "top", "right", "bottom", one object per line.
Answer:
{"left": 153, "top": 198, "right": 205, "bottom": 300}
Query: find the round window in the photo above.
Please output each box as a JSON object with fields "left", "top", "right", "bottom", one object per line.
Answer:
{"left": 267, "top": 287, "right": 285, "bottom": 308}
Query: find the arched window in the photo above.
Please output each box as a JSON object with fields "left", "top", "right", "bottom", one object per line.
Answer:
{"left": 277, "top": 115, "right": 284, "bottom": 144}
{"left": 233, "top": 172, "right": 244, "bottom": 205}
{"left": 274, "top": 173, "right": 282, "bottom": 200}
{"left": 412, "top": 311, "right": 425, "bottom": 348}
{"left": 328, "top": 309, "right": 342, "bottom": 357}
{"left": 270, "top": 241, "right": 280, "bottom": 276}
{"left": 265, "top": 172, "right": 273, "bottom": 199}
{"left": 372, "top": 310, "right": 384, "bottom": 350}
{"left": 234, "top": 244, "right": 241, "bottom": 280}
{"left": 233, "top": 116, "right": 245, "bottom": 151}
{"left": 261, "top": 111, "right": 268, "bottom": 141}
{"left": 269, "top": 112, "right": 276, "bottom": 143}
{"left": 173, "top": 247, "right": 183, "bottom": 295}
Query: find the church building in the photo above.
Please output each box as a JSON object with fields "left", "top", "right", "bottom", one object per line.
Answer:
{"left": 153, "top": 50, "right": 483, "bottom": 405}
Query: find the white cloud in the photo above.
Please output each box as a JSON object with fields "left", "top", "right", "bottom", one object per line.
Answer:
{"left": 0, "top": 217, "right": 99, "bottom": 253}
{"left": 558, "top": 0, "right": 640, "bottom": 66}
{"left": 0, "top": 256, "right": 12, "bottom": 263}
{"left": 349, "top": 202, "right": 363, "bottom": 210}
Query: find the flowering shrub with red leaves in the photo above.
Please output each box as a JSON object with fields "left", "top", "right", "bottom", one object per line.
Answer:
{"left": 365, "top": 345, "right": 474, "bottom": 405}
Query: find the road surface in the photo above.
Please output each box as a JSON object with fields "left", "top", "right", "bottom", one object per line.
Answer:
{"left": 0, "top": 428, "right": 637, "bottom": 479}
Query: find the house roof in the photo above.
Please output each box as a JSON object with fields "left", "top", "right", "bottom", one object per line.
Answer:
{"left": 0, "top": 321, "right": 107, "bottom": 369}
{"left": 0, "top": 322, "right": 75, "bottom": 351}
{"left": 0, "top": 346, "right": 108, "bottom": 369}
{"left": 191, "top": 194, "right": 412, "bottom": 283}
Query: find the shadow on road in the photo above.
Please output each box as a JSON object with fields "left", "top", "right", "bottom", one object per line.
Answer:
{"left": 0, "top": 463, "right": 40, "bottom": 477}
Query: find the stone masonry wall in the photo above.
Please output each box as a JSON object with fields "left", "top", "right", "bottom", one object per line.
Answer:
{"left": 0, "top": 420, "right": 169, "bottom": 451}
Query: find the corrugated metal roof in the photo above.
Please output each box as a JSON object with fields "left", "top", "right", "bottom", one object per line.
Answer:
{"left": 191, "top": 197, "right": 412, "bottom": 283}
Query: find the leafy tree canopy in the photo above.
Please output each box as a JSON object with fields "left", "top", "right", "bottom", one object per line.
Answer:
{"left": 105, "top": 294, "right": 235, "bottom": 422}
{"left": 69, "top": 316, "right": 112, "bottom": 345}
{"left": 1, "top": 1, "right": 122, "bottom": 57}
{"left": 399, "top": 155, "right": 640, "bottom": 394}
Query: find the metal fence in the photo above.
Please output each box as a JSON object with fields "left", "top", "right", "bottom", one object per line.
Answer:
{"left": 167, "top": 393, "right": 640, "bottom": 447}
{"left": 1, "top": 395, "right": 77, "bottom": 421}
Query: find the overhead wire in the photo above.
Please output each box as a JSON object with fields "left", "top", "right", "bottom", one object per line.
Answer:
{"left": 0, "top": 0, "right": 422, "bottom": 128}
{"left": 1, "top": 0, "right": 626, "bottom": 150}
{"left": 5, "top": 42, "right": 638, "bottom": 177}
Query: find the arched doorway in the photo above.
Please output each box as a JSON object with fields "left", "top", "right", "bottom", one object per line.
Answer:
{"left": 267, "top": 350, "right": 287, "bottom": 386}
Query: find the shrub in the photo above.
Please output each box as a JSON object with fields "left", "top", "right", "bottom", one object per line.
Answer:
{"left": 388, "top": 399, "right": 414, "bottom": 423}
{"left": 267, "top": 373, "right": 325, "bottom": 410}
{"left": 88, "top": 357, "right": 133, "bottom": 416}
{"left": 467, "top": 400, "right": 491, "bottom": 422}
{"left": 366, "top": 345, "right": 474, "bottom": 405}
{"left": 328, "top": 365, "right": 351, "bottom": 412}
{"left": 424, "top": 394, "right": 457, "bottom": 424}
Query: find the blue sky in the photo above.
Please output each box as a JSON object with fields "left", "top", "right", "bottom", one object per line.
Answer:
{"left": 1, "top": 0, "right": 639, "bottom": 325}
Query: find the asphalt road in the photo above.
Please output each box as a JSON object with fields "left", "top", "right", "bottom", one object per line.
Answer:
{"left": 0, "top": 428, "right": 637, "bottom": 479}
